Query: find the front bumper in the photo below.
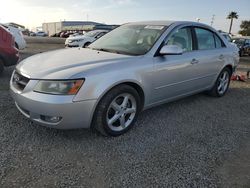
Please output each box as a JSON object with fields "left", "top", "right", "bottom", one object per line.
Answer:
{"left": 10, "top": 81, "right": 97, "bottom": 129}
{"left": 65, "top": 41, "right": 83, "bottom": 48}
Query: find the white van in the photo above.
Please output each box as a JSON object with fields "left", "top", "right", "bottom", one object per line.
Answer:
{"left": 3, "top": 24, "right": 26, "bottom": 50}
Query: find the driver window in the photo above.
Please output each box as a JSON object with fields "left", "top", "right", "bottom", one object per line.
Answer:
{"left": 166, "top": 27, "right": 193, "bottom": 52}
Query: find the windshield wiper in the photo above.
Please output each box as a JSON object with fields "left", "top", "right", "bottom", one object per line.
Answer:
{"left": 91, "top": 47, "right": 138, "bottom": 56}
{"left": 91, "top": 48, "right": 120, "bottom": 54}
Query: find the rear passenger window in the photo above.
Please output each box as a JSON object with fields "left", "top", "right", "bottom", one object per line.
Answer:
{"left": 214, "top": 34, "right": 224, "bottom": 48}
{"left": 195, "top": 28, "right": 215, "bottom": 50}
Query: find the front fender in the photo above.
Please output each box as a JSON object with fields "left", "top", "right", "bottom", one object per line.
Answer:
{"left": 73, "top": 71, "right": 145, "bottom": 103}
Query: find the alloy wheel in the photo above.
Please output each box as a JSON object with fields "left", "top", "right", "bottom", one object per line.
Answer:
{"left": 106, "top": 93, "right": 137, "bottom": 132}
{"left": 217, "top": 71, "right": 230, "bottom": 95}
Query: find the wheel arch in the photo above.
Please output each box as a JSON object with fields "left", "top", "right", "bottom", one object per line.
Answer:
{"left": 224, "top": 64, "right": 233, "bottom": 75}
{"left": 90, "top": 80, "right": 145, "bottom": 130}
{"left": 15, "top": 42, "right": 19, "bottom": 49}
{"left": 96, "top": 81, "right": 145, "bottom": 110}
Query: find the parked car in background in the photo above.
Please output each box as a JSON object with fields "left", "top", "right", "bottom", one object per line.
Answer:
{"left": 29, "top": 31, "right": 36, "bottom": 36}
{"left": 0, "top": 24, "right": 26, "bottom": 50}
{"left": 0, "top": 25, "right": 19, "bottom": 73}
{"left": 65, "top": 30, "right": 109, "bottom": 48}
{"left": 10, "top": 21, "right": 239, "bottom": 136}
{"left": 232, "top": 37, "right": 250, "bottom": 56}
{"left": 219, "top": 32, "right": 232, "bottom": 42}
{"left": 35, "top": 31, "right": 48, "bottom": 37}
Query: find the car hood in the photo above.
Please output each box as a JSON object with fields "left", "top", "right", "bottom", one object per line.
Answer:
{"left": 16, "top": 48, "right": 133, "bottom": 79}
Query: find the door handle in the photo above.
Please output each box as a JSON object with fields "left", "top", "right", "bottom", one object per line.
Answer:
{"left": 190, "top": 59, "right": 199, "bottom": 65}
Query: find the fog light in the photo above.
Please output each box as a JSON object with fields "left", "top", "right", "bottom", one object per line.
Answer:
{"left": 41, "top": 115, "right": 62, "bottom": 123}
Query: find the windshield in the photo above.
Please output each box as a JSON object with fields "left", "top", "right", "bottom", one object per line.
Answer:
{"left": 232, "top": 38, "right": 245, "bottom": 45}
{"left": 89, "top": 24, "right": 166, "bottom": 56}
{"left": 84, "top": 30, "right": 99, "bottom": 37}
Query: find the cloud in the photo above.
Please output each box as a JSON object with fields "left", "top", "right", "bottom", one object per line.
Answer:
{"left": 109, "top": 0, "right": 134, "bottom": 5}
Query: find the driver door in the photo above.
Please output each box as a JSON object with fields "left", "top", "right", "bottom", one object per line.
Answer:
{"left": 152, "top": 26, "right": 203, "bottom": 103}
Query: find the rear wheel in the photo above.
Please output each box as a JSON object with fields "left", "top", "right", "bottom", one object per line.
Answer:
{"left": 207, "top": 67, "right": 231, "bottom": 97}
{"left": 93, "top": 85, "right": 141, "bottom": 136}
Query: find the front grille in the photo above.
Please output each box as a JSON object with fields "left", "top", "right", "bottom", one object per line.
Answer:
{"left": 12, "top": 71, "right": 30, "bottom": 91}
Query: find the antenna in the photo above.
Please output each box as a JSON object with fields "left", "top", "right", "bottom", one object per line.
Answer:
{"left": 211, "top": 14, "right": 215, "bottom": 26}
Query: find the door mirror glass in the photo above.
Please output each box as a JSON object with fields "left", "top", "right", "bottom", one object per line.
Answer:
{"left": 159, "top": 45, "right": 183, "bottom": 55}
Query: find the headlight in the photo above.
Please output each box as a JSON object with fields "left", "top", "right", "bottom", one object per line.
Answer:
{"left": 72, "top": 39, "right": 84, "bottom": 42}
{"left": 34, "top": 79, "right": 84, "bottom": 95}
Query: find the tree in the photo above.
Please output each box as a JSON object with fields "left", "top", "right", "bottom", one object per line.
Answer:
{"left": 239, "top": 20, "right": 250, "bottom": 36}
{"left": 227, "top": 11, "right": 239, "bottom": 34}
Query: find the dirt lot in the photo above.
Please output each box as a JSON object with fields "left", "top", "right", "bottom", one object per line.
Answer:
{"left": 0, "top": 37, "right": 250, "bottom": 187}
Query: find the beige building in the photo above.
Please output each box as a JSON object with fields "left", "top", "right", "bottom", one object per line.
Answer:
{"left": 42, "top": 21, "right": 101, "bottom": 36}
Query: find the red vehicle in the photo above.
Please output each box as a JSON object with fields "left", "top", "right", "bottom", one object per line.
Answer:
{"left": 0, "top": 25, "right": 19, "bottom": 73}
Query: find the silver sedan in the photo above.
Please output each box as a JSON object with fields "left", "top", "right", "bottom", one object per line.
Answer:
{"left": 10, "top": 21, "right": 239, "bottom": 136}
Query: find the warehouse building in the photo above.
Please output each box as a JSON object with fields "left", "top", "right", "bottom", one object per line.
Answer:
{"left": 42, "top": 21, "right": 102, "bottom": 36}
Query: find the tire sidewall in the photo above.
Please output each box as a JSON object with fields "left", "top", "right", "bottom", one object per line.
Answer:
{"left": 96, "top": 85, "right": 141, "bottom": 136}
{"left": 215, "top": 68, "right": 231, "bottom": 97}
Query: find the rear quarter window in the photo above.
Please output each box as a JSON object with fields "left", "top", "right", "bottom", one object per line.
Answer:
{"left": 195, "top": 28, "right": 215, "bottom": 50}
{"left": 214, "top": 34, "right": 225, "bottom": 48}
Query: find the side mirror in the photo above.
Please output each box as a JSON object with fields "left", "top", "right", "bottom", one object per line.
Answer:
{"left": 159, "top": 45, "right": 183, "bottom": 55}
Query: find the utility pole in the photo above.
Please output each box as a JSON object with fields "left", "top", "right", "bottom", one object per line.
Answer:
{"left": 211, "top": 14, "right": 215, "bottom": 26}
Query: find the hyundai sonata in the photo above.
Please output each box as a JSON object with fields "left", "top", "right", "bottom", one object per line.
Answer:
{"left": 10, "top": 21, "right": 239, "bottom": 136}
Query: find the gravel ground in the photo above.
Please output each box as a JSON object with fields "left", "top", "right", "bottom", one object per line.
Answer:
{"left": 0, "top": 38, "right": 250, "bottom": 187}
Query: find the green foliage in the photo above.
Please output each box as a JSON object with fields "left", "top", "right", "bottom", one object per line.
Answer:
{"left": 227, "top": 11, "right": 239, "bottom": 19}
{"left": 239, "top": 20, "right": 250, "bottom": 36}
{"left": 227, "top": 11, "right": 239, "bottom": 34}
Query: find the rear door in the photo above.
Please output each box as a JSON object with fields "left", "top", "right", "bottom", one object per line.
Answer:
{"left": 193, "top": 27, "right": 228, "bottom": 83}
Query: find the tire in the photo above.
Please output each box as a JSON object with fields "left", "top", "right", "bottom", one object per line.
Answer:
{"left": 92, "top": 85, "right": 141, "bottom": 136}
{"left": 83, "top": 42, "right": 91, "bottom": 48}
{"left": 0, "top": 58, "right": 4, "bottom": 74}
{"left": 239, "top": 50, "right": 244, "bottom": 57}
{"left": 207, "top": 67, "right": 232, "bottom": 97}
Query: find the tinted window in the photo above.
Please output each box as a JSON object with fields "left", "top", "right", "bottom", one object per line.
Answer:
{"left": 214, "top": 34, "right": 224, "bottom": 48}
{"left": 167, "top": 27, "right": 193, "bottom": 52}
{"left": 195, "top": 28, "right": 215, "bottom": 50}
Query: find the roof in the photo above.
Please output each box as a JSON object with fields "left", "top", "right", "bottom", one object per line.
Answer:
{"left": 124, "top": 20, "right": 212, "bottom": 28}
{"left": 125, "top": 20, "right": 176, "bottom": 26}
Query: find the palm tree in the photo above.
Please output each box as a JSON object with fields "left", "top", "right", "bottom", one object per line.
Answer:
{"left": 227, "top": 11, "right": 239, "bottom": 34}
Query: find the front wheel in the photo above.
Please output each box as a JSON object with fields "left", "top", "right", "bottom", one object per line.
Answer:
{"left": 207, "top": 67, "right": 231, "bottom": 97}
{"left": 83, "top": 42, "right": 91, "bottom": 48}
{"left": 0, "top": 59, "right": 4, "bottom": 74}
{"left": 92, "top": 85, "right": 141, "bottom": 136}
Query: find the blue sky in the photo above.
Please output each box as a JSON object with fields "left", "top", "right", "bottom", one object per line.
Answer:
{"left": 0, "top": 0, "right": 249, "bottom": 33}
